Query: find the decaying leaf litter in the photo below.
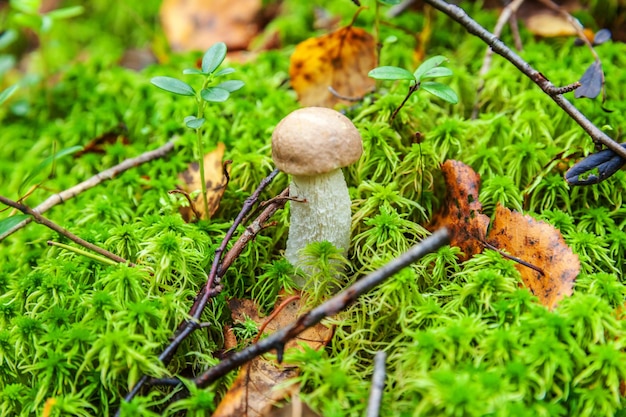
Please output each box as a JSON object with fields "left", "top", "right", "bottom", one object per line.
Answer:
{"left": 1, "top": 0, "right": 626, "bottom": 416}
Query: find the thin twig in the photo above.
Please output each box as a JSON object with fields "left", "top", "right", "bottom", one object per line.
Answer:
{"left": 472, "top": 0, "right": 525, "bottom": 119}
{"left": 189, "top": 228, "right": 449, "bottom": 388}
{"left": 422, "top": 0, "right": 626, "bottom": 162}
{"left": 482, "top": 240, "right": 545, "bottom": 276}
{"left": 366, "top": 351, "right": 388, "bottom": 417}
{"left": 0, "top": 139, "right": 177, "bottom": 242}
{"left": 116, "top": 168, "right": 283, "bottom": 414}
{"left": 0, "top": 195, "right": 134, "bottom": 266}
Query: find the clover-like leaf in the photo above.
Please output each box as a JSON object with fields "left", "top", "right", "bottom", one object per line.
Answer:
{"left": 151, "top": 76, "right": 195, "bottom": 96}
{"left": 46, "top": 5, "right": 84, "bottom": 20}
{"left": 214, "top": 68, "right": 236, "bottom": 77}
{"left": 216, "top": 80, "right": 244, "bottom": 93}
{"left": 9, "top": 0, "right": 41, "bottom": 14}
{"left": 202, "top": 42, "right": 227, "bottom": 74}
{"left": 368, "top": 66, "right": 415, "bottom": 81}
{"left": 421, "top": 66, "right": 453, "bottom": 80}
{"left": 184, "top": 116, "right": 206, "bottom": 129}
{"left": 182, "top": 68, "right": 204, "bottom": 75}
{"left": 414, "top": 55, "right": 448, "bottom": 81}
{"left": 421, "top": 81, "right": 458, "bottom": 104}
{"left": 201, "top": 87, "right": 230, "bottom": 102}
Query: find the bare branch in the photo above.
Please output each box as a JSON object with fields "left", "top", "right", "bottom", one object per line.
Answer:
{"left": 116, "top": 169, "right": 284, "bottom": 414}
{"left": 422, "top": 0, "right": 626, "bottom": 162}
{"left": 472, "top": 0, "right": 525, "bottom": 119}
{"left": 0, "top": 139, "right": 177, "bottom": 242}
{"left": 0, "top": 195, "right": 134, "bottom": 266}
{"left": 191, "top": 228, "right": 449, "bottom": 388}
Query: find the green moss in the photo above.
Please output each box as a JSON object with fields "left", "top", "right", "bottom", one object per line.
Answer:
{"left": 1, "top": 0, "right": 626, "bottom": 415}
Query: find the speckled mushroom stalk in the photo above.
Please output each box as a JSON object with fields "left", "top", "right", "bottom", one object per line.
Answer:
{"left": 271, "top": 107, "right": 363, "bottom": 276}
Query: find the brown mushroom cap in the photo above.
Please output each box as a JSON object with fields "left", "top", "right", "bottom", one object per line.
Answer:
{"left": 271, "top": 107, "right": 363, "bottom": 176}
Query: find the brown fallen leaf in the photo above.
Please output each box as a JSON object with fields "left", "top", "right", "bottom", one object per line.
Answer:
{"left": 289, "top": 25, "right": 376, "bottom": 107}
{"left": 517, "top": 0, "right": 582, "bottom": 38}
{"left": 159, "top": 0, "right": 272, "bottom": 52}
{"left": 214, "top": 296, "right": 333, "bottom": 417}
{"left": 429, "top": 160, "right": 490, "bottom": 261}
{"left": 178, "top": 142, "right": 229, "bottom": 222}
{"left": 431, "top": 160, "right": 579, "bottom": 309}
{"left": 487, "top": 204, "right": 580, "bottom": 310}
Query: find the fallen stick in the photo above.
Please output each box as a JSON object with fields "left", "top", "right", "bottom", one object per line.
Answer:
{"left": 0, "top": 139, "right": 177, "bottom": 241}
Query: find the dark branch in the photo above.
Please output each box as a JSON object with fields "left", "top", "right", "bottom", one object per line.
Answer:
{"left": 422, "top": 0, "right": 626, "bottom": 162}
{"left": 192, "top": 228, "right": 449, "bottom": 388}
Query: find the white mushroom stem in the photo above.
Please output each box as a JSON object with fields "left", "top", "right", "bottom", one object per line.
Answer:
{"left": 285, "top": 169, "right": 352, "bottom": 269}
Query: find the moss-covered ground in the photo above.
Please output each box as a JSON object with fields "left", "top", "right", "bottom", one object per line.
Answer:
{"left": 1, "top": 1, "right": 626, "bottom": 416}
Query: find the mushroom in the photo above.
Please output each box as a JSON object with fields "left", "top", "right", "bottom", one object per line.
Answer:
{"left": 271, "top": 107, "right": 363, "bottom": 273}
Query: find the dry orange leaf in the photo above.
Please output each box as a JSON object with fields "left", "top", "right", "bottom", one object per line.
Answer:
{"left": 289, "top": 26, "right": 376, "bottom": 107}
{"left": 214, "top": 296, "right": 333, "bottom": 417}
{"left": 160, "top": 0, "right": 264, "bottom": 52}
{"left": 431, "top": 160, "right": 579, "bottom": 309}
{"left": 487, "top": 204, "right": 580, "bottom": 310}
{"left": 429, "top": 160, "right": 490, "bottom": 261}
{"left": 178, "top": 142, "right": 228, "bottom": 222}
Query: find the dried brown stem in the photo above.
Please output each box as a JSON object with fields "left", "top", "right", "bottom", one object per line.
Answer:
{"left": 0, "top": 139, "right": 177, "bottom": 242}
{"left": 117, "top": 168, "right": 284, "bottom": 415}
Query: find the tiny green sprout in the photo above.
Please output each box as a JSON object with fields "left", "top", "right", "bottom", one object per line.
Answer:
{"left": 368, "top": 55, "right": 458, "bottom": 123}
{"left": 151, "top": 42, "right": 244, "bottom": 217}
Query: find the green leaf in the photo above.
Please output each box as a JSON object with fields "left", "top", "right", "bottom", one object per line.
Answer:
{"left": 201, "top": 87, "right": 229, "bottom": 102}
{"left": 216, "top": 80, "right": 244, "bottom": 93}
{"left": 9, "top": 0, "right": 41, "bottom": 14}
{"left": 0, "top": 29, "right": 18, "bottom": 49}
{"left": 202, "top": 42, "right": 227, "bottom": 74}
{"left": 214, "top": 68, "right": 235, "bottom": 76}
{"left": 368, "top": 66, "right": 415, "bottom": 81}
{"left": 0, "top": 214, "right": 30, "bottom": 236}
{"left": 0, "top": 85, "right": 18, "bottom": 106}
{"left": 379, "top": 0, "right": 401, "bottom": 4}
{"left": 182, "top": 68, "right": 204, "bottom": 75}
{"left": 184, "top": 116, "right": 205, "bottom": 129}
{"left": 0, "top": 56, "right": 16, "bottom": 77}
{"left": 46, "top": 5, "right": 83, "bottom": 20}
{"left": 11, "top": 13, "right": 42, "bottom": 31}
{"left": 421, "top": 82, "right": 458, "bottom": 104}
{"left": 421, "top": 67, "right": 453, "bottom": 79}
{"left": 414, "top": 55, "right": 448, "bottom": 81}
{"left": 20, "top": 145, "right": 84, "bottom": 192}
{"left": 151, "top": 76, "right": 195, "bottom": 96}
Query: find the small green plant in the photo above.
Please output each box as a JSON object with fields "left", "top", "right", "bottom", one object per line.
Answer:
{"left": 7, "top": 0, "right": 83, "bottom": 90}
{"left": 368, "top": 55, "right": 458, "bottom": 122}
{"left": 151, "top": 42, "right": 244, "bottom": 216}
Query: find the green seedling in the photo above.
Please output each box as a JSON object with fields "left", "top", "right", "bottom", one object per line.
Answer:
{"left": 151, "top": 42, "right": 244, "bottom": 217}
{"left": 368, "top": 55, "right": 458, "bottom": 123}
{"left": 8, "top": 0, "right": 83, "bottom": 91}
